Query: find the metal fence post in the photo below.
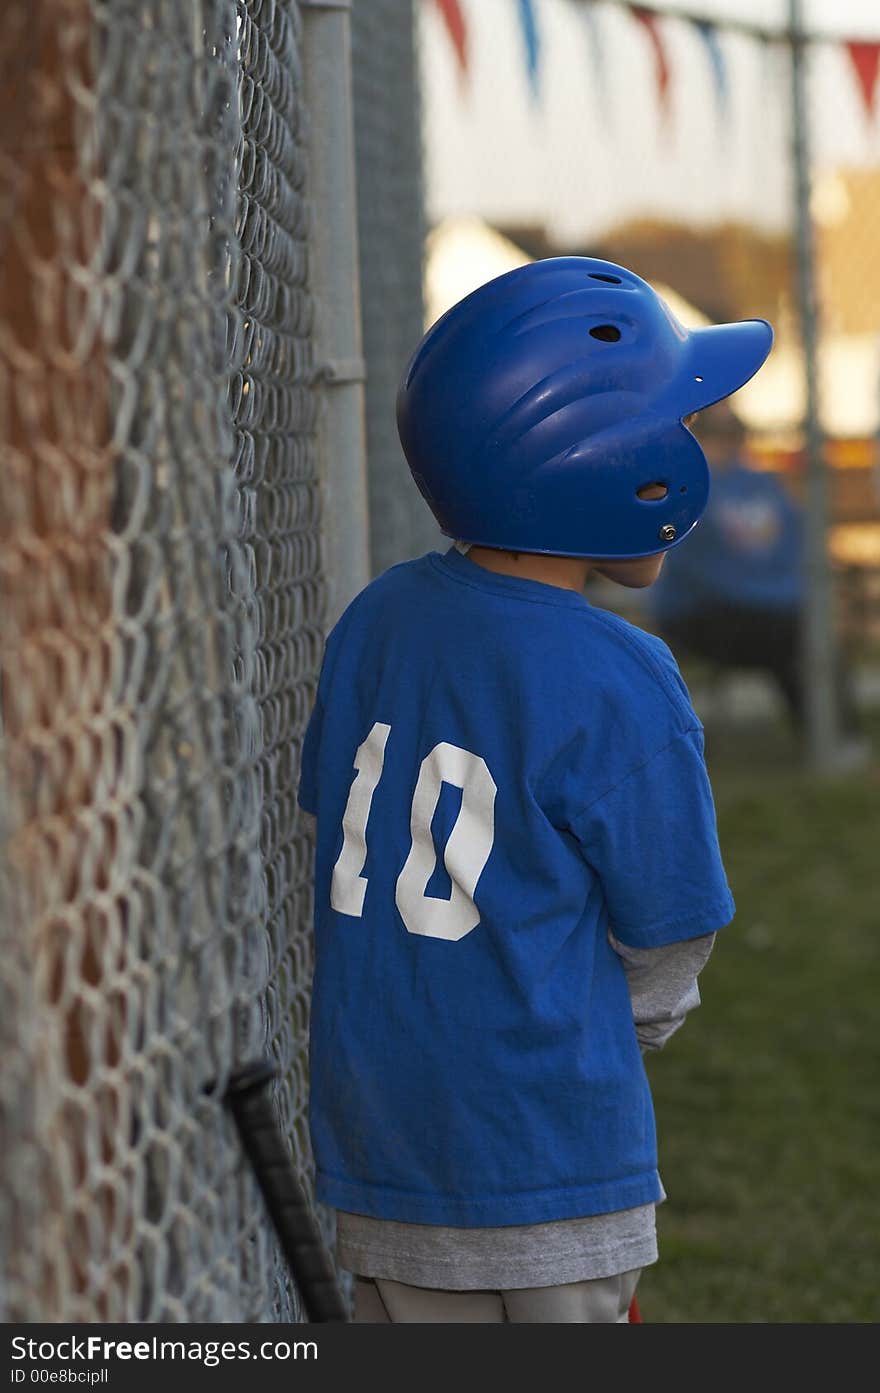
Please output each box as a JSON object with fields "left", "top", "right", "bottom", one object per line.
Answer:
{"left": 301, "top": 0, "right": 371, "bottom": 625}
{"left": 350, "top": 0, "right": 442, "bottom": 576}
{"left": 788, "top": 0, "right": 842, "bottom": 771}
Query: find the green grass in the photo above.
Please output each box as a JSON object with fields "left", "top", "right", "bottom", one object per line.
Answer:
{"left": 639, "top": 711, "right": 880, "bottom": 1323}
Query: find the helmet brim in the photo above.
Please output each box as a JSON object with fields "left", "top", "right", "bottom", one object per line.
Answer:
{"left": 676, "top": 318, "right": 774, "bottom": 417}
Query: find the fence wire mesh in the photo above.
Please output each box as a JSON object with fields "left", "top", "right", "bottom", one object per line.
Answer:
{"left": 0, "top": 0, "right": 328, "bottom": 1322}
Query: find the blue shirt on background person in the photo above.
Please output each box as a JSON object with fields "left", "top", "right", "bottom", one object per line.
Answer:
{"left": 650, "top": 451, "right": 804, "bottom": 626}
{"left": 645, "top": 404, "right": 864, "bottom": 743}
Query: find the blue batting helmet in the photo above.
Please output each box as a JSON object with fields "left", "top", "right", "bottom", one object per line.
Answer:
{"left": 397, "top": 257, "right": 773, "bottom": 559}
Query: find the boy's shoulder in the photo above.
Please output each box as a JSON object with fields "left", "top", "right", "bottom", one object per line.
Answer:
{"left": 323, "top": 555, "right": 425, "bottom": 642}
{"left": 323, "top": 555, "right": 698, "bottom": 733}
{"left": 578, "top": 603, "right": 699, "bottom": 731}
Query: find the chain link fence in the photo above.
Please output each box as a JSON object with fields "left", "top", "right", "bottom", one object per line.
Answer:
{"left": 0, "top": 0, "right": 330, "bottom": 1322}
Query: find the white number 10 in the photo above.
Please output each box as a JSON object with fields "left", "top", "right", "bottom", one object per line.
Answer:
{"left": 330, "top": 721, "right": 497, "bottom": 942}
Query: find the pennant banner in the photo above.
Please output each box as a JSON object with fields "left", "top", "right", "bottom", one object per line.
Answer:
{"left": 433, "top": 0, "right": 469, "bottom": 78}
{"left": 694, "top": 20, "right": 729, "bottom": 123}
{"left": 517, "top": 0, "right": 541, "bottom": 100}
{"left": 630, "top": 6, "right": 671, "bottom": 125}
{"left": 427, "top": 1, "right": 879, "bottom": 144}
{"left": 845, "top": 40, "right": 880, "bottom": 122}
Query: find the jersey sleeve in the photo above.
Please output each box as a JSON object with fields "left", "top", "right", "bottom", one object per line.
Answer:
{"left": 296, "top": 686, "right": 324, "bottom": 815}
{"left": 569, "top": 726, "right": 735, "bottom": 949}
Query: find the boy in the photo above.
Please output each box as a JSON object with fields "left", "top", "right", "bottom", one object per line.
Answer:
{"left": 296, "top": 258, "right": 773, "bottom": 1322}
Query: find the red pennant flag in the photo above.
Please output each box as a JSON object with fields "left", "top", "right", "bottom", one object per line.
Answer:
{"left": 846, "top": 41, "right": 880, "bottom": 121}
{"left": 433, "top": 0, "right": 469, "bottom": 79}
{"left": 631, "top": 6, "right": 671, "bottom": 126}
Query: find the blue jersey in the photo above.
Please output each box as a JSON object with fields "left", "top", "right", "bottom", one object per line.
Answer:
{"left": 651, "top": 458, "right": 803, "bottom": 622}
{"left": 297, "top": 545, "right": 734, "bottom": 1227}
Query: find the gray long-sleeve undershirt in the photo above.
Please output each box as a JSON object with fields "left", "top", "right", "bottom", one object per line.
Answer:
{"left": 610, "top": 929, "right": 716, "bottom": 1053}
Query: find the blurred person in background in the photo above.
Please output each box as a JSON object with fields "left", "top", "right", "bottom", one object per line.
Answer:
{"left": 649, "top": 403, "right": 862, "bottom": 743}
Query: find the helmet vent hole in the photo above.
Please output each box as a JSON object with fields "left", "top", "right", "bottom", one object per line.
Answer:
{"left": 680, "top": 485, "right": 688, "bottom": 494}
{"left": 636, "top": 482, "right": 668, "bottom": 501}
{"left": 590, "top": 324, "right": 622, "bottom": 343}
{"left": 589, "top": 273, "right": 622, "bottom": 284}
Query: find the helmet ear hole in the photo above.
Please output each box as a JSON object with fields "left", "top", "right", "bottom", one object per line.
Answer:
{"left": 589, "top": 324, "right": 621, "bottom": 343}
{"left": 637, "top": 482, "right": 669, "bottom": 501}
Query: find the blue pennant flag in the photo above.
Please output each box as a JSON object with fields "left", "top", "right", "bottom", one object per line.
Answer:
{"left": 694, "top": 20, "right": 729, "bottom": 126}
{"left": 517, "top": 0, "right": 541, "bottom": 100}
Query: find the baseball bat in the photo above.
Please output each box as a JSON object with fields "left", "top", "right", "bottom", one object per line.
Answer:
{"left": 224, "top": 1056, "right": 349, "bottom": 1322}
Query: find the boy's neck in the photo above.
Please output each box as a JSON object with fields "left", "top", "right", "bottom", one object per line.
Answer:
{"left": 464, "top": 545, "right": 592, "bottom": 594}
{"left": 463, "top": 544, "right": 666, "bottom": 592}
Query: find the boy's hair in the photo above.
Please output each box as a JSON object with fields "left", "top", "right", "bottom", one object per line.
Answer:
{"left": 455, "top": 540, "right": 521, "bottom": 560}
